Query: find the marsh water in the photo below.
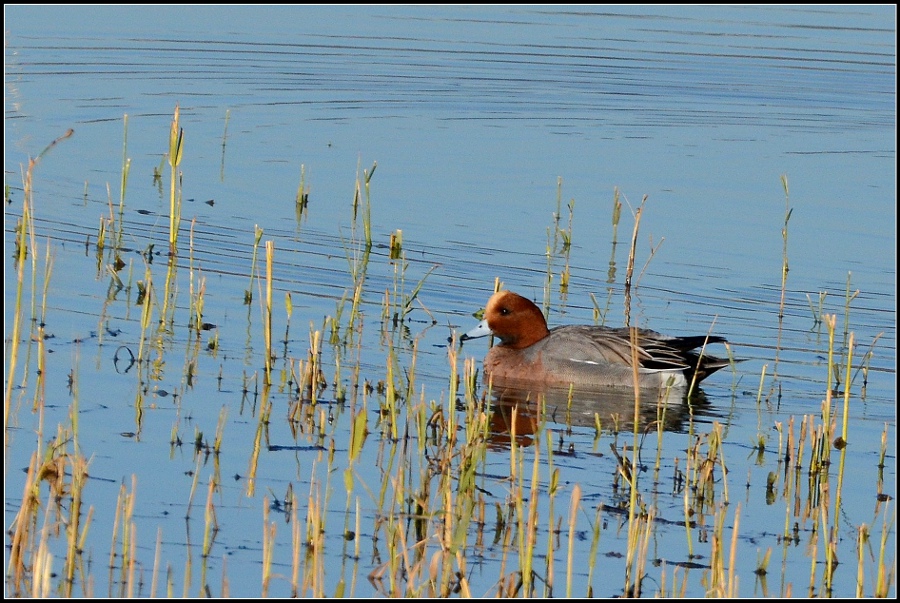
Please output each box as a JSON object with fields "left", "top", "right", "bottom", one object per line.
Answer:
{"left": 4, "top": 5, "right": 896, "bottom": 598}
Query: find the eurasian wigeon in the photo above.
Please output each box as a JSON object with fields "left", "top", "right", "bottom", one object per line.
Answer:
{"left": 461, "top": 290, "right": 732, "bottom": 390}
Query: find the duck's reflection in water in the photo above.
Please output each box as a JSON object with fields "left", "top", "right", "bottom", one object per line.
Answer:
{"left": 484, "top": 380, "right": 719, "bottom": 450}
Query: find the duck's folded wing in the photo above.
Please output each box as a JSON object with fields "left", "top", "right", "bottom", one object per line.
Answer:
{"left": 549, "top": 325, "right": 727, "bottom": 374}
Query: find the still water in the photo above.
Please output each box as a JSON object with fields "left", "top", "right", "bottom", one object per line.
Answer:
{"left": 4, "top": 5, "right": 895, "bottom": 598}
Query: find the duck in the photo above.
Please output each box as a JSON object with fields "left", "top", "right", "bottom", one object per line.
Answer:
{"left": 460, "top": 290, "right": 732, "bottom": 390}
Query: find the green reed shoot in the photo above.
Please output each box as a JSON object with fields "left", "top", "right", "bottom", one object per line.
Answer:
{"left": 772, "top": 174, "right": 792, "bottom": 383}
{"left": 284, "top": 290, "right": 294, "bottom": 348}
{"left": 188, "top": 220, "right": 206, "bottom": 338}
{"left": 851, "top": 332, "right": 882, "bottom": 400}
{"left": 389, "top": 228, "right": 402, "bottom": 259}
{"left": 623, "top": 195, "right": 645, "bottom": 290}
{"left": 95, "top": 213, "right": 109, "bottom": 271}
{"left": 352, "top": 159, "right": 376, "bottom": 249}
{"left": 385, "top": 243, "right": 436, "bottom": 337}
{"left": 245, "top": 225, "right": 264, "bottom": 304}
{"left": 621, "top": 194, "right": 648, "bottom": 327}
{"left": 823, "top": 314, "right": 837, "bottom": 447}
{"left": 550, "top": 176, "right": 563, "bottom": 250}
{"left": 541, "top": 178, "right": 576, "bottom": 310}
{"left": 559, "top": 197, "right": 573, "bottom": 294}
{"left": 842, "top": 271, "right": 859, "bottom": 348}
{"left": 363, "top": 162, "right": 375, "bottom": 247}
{"left": 807, "top": 290, "right": 826, "bottom": 326}
{"left": 117, "top": 113, "right": 131, "bottom": 251}
{"left": 606, "top": 186, "right": 622, "bottom": 286}
{"left": 168, "top": 104, "right": 184, "bottom": 253}
{"left": 340, "top": 165, "right": 374, "bottom": 341}
{"left": 342, "top": 243, "right": 370, "bottom": 345}
{"left": 264, "top": 240, "right": 274, "bottom": 383}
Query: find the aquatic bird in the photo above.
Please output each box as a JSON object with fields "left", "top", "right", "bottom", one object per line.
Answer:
{"left": 461, "top": 290, "right": 732, "bottom": 390}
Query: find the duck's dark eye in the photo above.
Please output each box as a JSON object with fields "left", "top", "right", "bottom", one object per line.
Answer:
{"left": 499, "top": 307, "right": 511, "bottom": 316}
